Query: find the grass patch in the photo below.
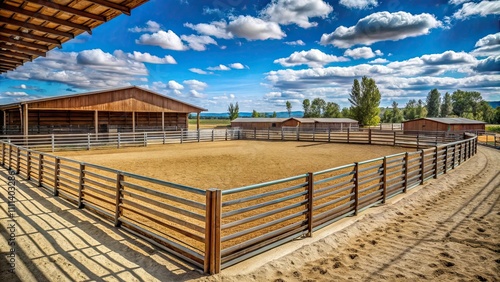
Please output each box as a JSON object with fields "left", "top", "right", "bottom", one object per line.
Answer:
{"left": 188, "top": 119, "right": 231, "bottom": 129}
{"left": 486, "top": 124, "right": 500, "bottom": 133}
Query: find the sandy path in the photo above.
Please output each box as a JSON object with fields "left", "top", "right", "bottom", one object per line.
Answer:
{"left": 0, "top": 146, "right": 498, "bottom": 281}
{"left": 199, "top": 146, "right": 499, "bottom": 282}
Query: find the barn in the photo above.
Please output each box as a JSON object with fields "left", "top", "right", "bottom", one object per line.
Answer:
{"left": 232, "top": 117, "right": 359, "bottom": 131}
{"left": 403, "top": 117, "right": 486, "bottom": 133}
{"left": 0, "top": 86, "right": 207, "bottom": 135}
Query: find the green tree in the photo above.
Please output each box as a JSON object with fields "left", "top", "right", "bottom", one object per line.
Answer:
{"left": 451, "top": 90, "right": 482, "bottom": 118}
{"left": 251, "top": 109, "right": 259, "bottom": 118}
{"left": 341, "top": 107, "right": 352, "bottom": 118}
{"left": 391, "top": 101, "right": 404, "bottom": 123}
{"left": 404, "top": 99, "right": 417, "bottom": 120}
{"left": 271, "top": 111, "right": 277, "bottom": 118}
{"left": 426, "top": 88, "right": 441, "bottom": 117}
{"left": 310, "top": 98, "right": 326, "bottom": 117}
{"left": 348, "top": 76, "right": 381, "bottom": 126}
{"left": 303, "top": 99, "right": 311, "bottom": 118}
{"left": 228, "top": 102, "right": 239, "bottom": 120}
{"left": 416, "top": 99, "right": 427, "bottom": 118}
{"left": 286, "top": 101, "right": 292, "bottom": 117}
{"left": 494, "top": 107, "right": 500, "bottom": 124}
{"left": 381, "top": 107, "right": 392, "bottom": 123}
{"left": 478, "top": 101, "right": 494, "bottom": 123}
{"left": 440, "top": 92, "right": 452, "bottom": 117}
{"left": 323, "top": 102, "right": 341, "bottom": 118}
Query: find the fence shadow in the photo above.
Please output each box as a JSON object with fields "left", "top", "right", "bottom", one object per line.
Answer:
{"left": 0, "top": 169, "right": 207, "bottom": 282}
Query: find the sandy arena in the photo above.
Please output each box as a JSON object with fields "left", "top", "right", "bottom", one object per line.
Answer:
{"left": 0, "top": 144, "right": 498, "bottom": 281}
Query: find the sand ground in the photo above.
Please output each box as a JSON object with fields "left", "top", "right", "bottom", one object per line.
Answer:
{"left": 0, "top": 146, "right": 498, "bottom": 281}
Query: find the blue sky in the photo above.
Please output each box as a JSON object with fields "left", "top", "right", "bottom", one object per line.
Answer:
{"left": 1, "top": 0, "right": 499, "bottom": 112}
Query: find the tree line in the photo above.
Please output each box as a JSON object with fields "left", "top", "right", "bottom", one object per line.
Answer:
{"left": 227, "top": 77, "right": 500, "bottom": 125}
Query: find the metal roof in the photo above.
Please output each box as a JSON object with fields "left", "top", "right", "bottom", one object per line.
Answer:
{"left": 403, "top": 117, "right": 487, "bottom": 125}
{"left": 0, "top": 85, "right": 208, "bottom": 111}
{"left": 232, "top": 117, "right": 359, "bottom": 123}
{"left": 0, "top": 0, "right": 148, "bottom": 73}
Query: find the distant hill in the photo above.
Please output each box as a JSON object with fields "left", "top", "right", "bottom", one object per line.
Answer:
{"left": 199, "top": 111, "right": 304, "bottom": 119}
{"left": 488, "top": 101, "right": 500, "bottom": 108}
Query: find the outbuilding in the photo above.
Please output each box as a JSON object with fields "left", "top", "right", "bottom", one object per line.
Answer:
{"left": 231, "top": 117, "right": 359, "bottom": 131}
{"left": 403, "top": 117, "right": 486, "bottom": 133}
{"left": 0, "top": 86, "right": 207, "bottom": 135}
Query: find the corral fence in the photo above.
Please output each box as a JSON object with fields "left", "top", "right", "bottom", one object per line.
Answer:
{"left": 0, "top": 131, "right": 478, "bottom": 274}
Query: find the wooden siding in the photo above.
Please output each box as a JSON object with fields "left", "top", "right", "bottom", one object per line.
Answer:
{"left": 404, "top": 119, "right": 485, "bottom": 132}
{"left": 231, "top": 121, "right": 282, "bottom": 129}
{"left": 26, "top": 88, "right": 203, "bottom": 113}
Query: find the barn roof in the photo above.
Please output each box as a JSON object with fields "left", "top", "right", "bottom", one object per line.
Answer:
{"left": 0, "top": 85, "right": 208, "bottom": 112}
{"left": 232, "top": 117, "right": 359, "bottom": 123}
{"left": 403, "top": 117, "right": 486, "bottom": 125}
{"left": 0, "top": 0, "right": 148, "bottom": 73}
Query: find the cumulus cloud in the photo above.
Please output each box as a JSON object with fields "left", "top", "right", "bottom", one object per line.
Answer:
{"left": 274, "top": 49, "right": 349, "bottom": 67}
{"left": 180, "top": 35, "right": 217, "bottom": 51}
{"left": 229, "top": 63, "right": 245, "bottom": 69}
{"left": 472, "top": 32, "right": 500, "bottom": 57}
{"left": 339, "top": 0, "right": 378, "bottom": 10}
{"left": 420, "top": 50, "right": 477, "bottom": 65}
{"left": 320, "top": 11, "right": 442, "bottom": 48}
{"left": 189, "top": 68, "right": 210, "bottom": 75}
{"left": 449, "top": 0, "right": 469, "bottom": 5}
{"left": 3, "top": 91, "right": 28, "bottom": 96}
{"left": 344, "top": 47, "right": 382, "bottom": 59}
{"left": 226, "top": 16, "right": 285, "bottom": 41}
{"left": 189, "top": 89, "right": 207, "bottom": 98}
{"left": 207, "top": 64, "right": 231, "bottom": 71}
{"left": 128, "top": 20, "right": 161, "bottom": 33}
{"left": 114, "top": 50, "right": 176, "bottom": 64}
{"left": 136, "top": 30, "right": 188, "bottom": 50}
{"left": 369, "top": 58, "right": 389, "bottom": 64}
{"left": 474, "top": 55, "right": 500, "bottom": 72}
{"left": 284, "top": 40, "right": 306, "bottom": 46}
{"left": 453, "top": 1, "right": 500, "bottom": 19}
{"left": 184, "top": 79, "right": 208, "bottom": 91}
{"left": 167, "top": 80, "right": 184, "bottom": 90}
{"left": 184, "top": 21, "right": 232, "bottom": 39}
{"left": 261, "top": 0, "right": 333, "bottom": 28}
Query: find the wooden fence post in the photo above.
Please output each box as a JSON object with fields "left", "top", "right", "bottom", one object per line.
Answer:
{"left": 198, "top": 129, "right": 201, "bottom": 142}
{"left": 328, "top": 128, "right": 331, "bottom": 143}
{"left": 307, "top": 172, "right": 314, "bottom": 237}
{"left": 8, "top": 143, "right": 12, "bottom": 170}
{"left": 117, "top": 132, "right": 121, "bottom": 148}
{"left": 393, "top": 131, "right": 397, "bottom": 146}
{"left": 443, "top": 145, "right": 448, "bottom": 174}
{"left": 163, "top": 131, "right": 166, "bottom": 144}
{"left": 204, "top": 188, "right": 221, "bottom": 274}
{"left": 225, "top": 129, "right": 228, "bottom": 141}
{"left": 54, "top": 158, "right": 60, "bottom": 196}
{"left": 312, "top": 128, "right": 315, "bottom": 142}
{"left": 416, "top": 133, "right": 420, "bottom": 150}
{"left": 254, "top": 128, "right": 257, "bottom": 140}
{"left": 16, "top": 147, "right": 20, "bottom": 174}
{"left": 382, "top": 157, "right": 387, "bottom": 203}
{"left": 403, "top": 152, "right": 409, "bottom": 193}
{"left": 1, "top": 143, "right": 5, "bottom": 166}
{"left": 27, "top": 151, "right": 31, "bottom": 180}
{"left": 267, "top": 128, "right": 270, "bottom": 140}
{"left": 368, "top": 129, "right": 372, "bottom": 144}
{"left": 144, "top": 132, "right": 148, "bottom": 147}
{"left": 347, "top": 128, "right": 350, "bottom": 144}
{"left": 180, "top": 128, "right": 184, "bottom": 144}
{"left": 420, "top": 150, "right": 425, "bottom": 184}
{"left": 87, "top": 133, "right": 91, "bottom": 150}
{"left": 78, "top": 163, "right": 85, "bottom": 208}
{"left": 51, "top": 134, "right": 55, "bottom": 152}
{"left": 452, "top": 144, "right": 456, "bottom": 169}
{"left": 212, "top": 129, "right": 215, "bottom": 142}
{"left": 38, "top": 154, "right": 44, "bottom": 187}
{"left": 281, "top": 128, "right": 284, "bottom": 141}
{"left": 354, "top": 162, "right": 359, "bottom": 215}
{"left": 115, "top": 172, "right": 124, "bottom": 227}
{"left": 434, "top": 146, "right": 439, "bottom": 179}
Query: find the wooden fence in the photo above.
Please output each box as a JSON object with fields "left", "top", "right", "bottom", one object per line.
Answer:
{"left": 0, "top": 131, "right": 478, "bottom": 274}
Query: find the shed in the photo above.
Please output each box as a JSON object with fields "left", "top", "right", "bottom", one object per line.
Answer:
{"left": 403, "top": 118, "right": 486, "bottom": 133}
{"left": 231, "top": 118, "right": 286, "bottom": 130}
{"left": 231, "top": 117, "right": 359, "bottom": 131}
{"left": 0, "top": 86, "right": 207, "bottom": 135}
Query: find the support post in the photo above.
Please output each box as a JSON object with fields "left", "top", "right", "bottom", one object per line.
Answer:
{"left": 212, "top": 129, "right": 214, "bottom": 142}
{"left": 420, "top": 150, "right": 425, "bottom": 184}
{"left": 132, "top": 111, "right": 135, "bottom": 133}
{"left": 1, "top": 143, "right": 5, "bottom": 166}
{"left": 162, "top": 112, "right": 165, "bottom": 132}
{"left": 94, "top": 110, "right": 98, "bottom": 136}
{"left": 198, "top": 129, "right": 201, "bottom": 142}
{"left": 78, "top": 163, "right": 85, "bottom": 208}
{"left": 38, "top": 154, "right": 44, "bottom": 187}
{"left": 204, "top": 189, "right": 221, "bottom": 274}
{"left": 163, "top": 131, "right": 166, "bottom": 144}
{"left": 54, "top": 158, "right": 60, "bottom": 196}
{"left": 382, "top": 157, "right": 387, "bottom": 203}
{"left": 307, "top": 172, "right": 314, "bottom": 237}
{"left": 328, "top": 128, "right": 331, "bottom": 143}
{"left": 403, "top": 152, "right": 409, "bottom": 193}
{"left": 51, "top": 134, "right": 55, "bottom": 152}
{"left": 368, "top": 129, "right": 372, "bottom": 144}
{"left": 87, "top": 133, "right": 91, "bottom": 150}
{"left": 8, "top": 143, "right": 12, "bottom": 170}
{"left": 197, "top": 112, "right": 200, "bottom": 131}
{"left": 180, "top": 128, "right": 184, "bottom": 144}
{"left": 354, "top": 162, "right": 359, "bottom": 215}
{"left": 16, "top": 147, "right": 20, "bottom": 174}
{"left": 254, "top": 128, "right": 257, "bottom": 140}
{"left": 144, "top": 132, "right": 148, "bottom": 147}
{"left": 434, "top": 146, "right": 439, "bottom": 179}
{"left": 117, "top": 132, "right": 121, "bottom": 148}
{"left": 393, "top": 131, "right": 397, "bottom": 146}
{"left": 225, "top": 129, "right": 228, "bottom": 141}
{"left": 452, "top": 144, "right": 456, "bottom": 169}
{"left": 115, "top": 172, "right": 124, "bottom": 227}
{"left": 281, "top": 128, "right": 284, "bottom": 141}
{"left": 23, "top": 104, "right": 28, "bottom": 136}
{"left": 26, "top": 151, "right": 31, "bottom": 180}
{"left": 347, "top": 128, "right": 350, "bottom": 143}
{"left": 444, "top": 145, "right": 448, "bottom": 174}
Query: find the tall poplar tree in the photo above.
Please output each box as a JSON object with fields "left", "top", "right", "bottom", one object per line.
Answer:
{"left": 426, "top": 88, "right": 441, "bottom": 117}
{"left": 348, "top": 76, "right": 381, "bottom": 126}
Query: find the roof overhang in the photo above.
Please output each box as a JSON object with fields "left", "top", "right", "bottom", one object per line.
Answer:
{"left": 0, "top": 0, "right": 148, "bottom": 73}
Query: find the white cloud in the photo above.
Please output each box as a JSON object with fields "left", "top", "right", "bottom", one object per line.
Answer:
{"left": 420, "top": 50, "right": 477, "bottom": 65}
{"left": 449, "top": 0, "right": 469, "bottom": 5}
{"left": 189, "top": 68, "right": 209, "bottom": 75}
{"left": 320, "top": 11, "right": 442, "bottom": 48}
{"left": 136, "top": 30, "right": 188, "bottom": 51}
{"left": 180, "top": 35, "right": 217, "bottom": 51}
{"left": 3, "top": 91, "right": 28, "bottom": 96}
{"left": 229, "top": 63, "right": 245, "bottom": 69}
{"left": 230, "top": 94, "right": 235, "bottom": 99}
{"left": 274, "top": 49, "right": 349, "bottom": 67}
{"left": 167, "top": 80, "right": 184, "bottom": 90}
{"left": 472, "top": 32, "right": 500, "bottom": 57}
{"left": 475, "top": 55, "right": 500, "bottom": 72}
{"left": 369, "top": 58, "right": 389, "bottom": 64}
{"left": 226, "top": 16, "right": 285, "bottom": 41}
{"left": 284, "top": 40, "right": 306, "bottom": 46}
{"left": 339, "top": 0, "right": 378, "bottom": 10}
{"left": 344, "top": 47, "right": 382, "bottom": 59}
{"left": 114, "top": 50, "right": 177, "bottom": 64}
{"left": 261, "top": 0, "right": 333, "bottom": 28}
{"left": 184, "top": 21, "right": 232, "bottom": 39}
{"left": 207, "top": 64, "right": 231, "bottom": 71}
{"left": 128, "top": 20, "right": 161, "bottom": 33}
{"left": 184, "top": 79, "right": 208, "bottom": 91}
{"left": 453, "top": 1, "right": 500, "bottom": 19}
{"left": 189, "top": 89, "right": 207, "bottom": 98}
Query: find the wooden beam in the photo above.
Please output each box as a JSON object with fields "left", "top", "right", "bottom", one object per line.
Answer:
{"left": 23, "top": 104, "right": 29, "bottom": 136}
{"left": 0, "top": 55, "right": 25, "bottom": 64}
{"left": 197, "top": 112, "right": 200, "bottom": 131}
{"left": 0, "top": 61, "right": 18, "bottom": 69}
{"left": 94, "top": 110, "right": 98, "bottom": 135}
{"left": 0, "top": 35, "right": 49, "bottom": 51}
{"left": 86, "top": 0, "right": 131, "bottom": 15}
{"left": 132, "top": 111, "right": 135, "bottom": 133}
{"left": 0, "top": 17, "right": 75, "bottom": 38}
{"left": 0, "top": 43, "right": 46, "bottom": 57}
{"left": 161, "top": 111, "right": 164, "bottom": 131}
{"left": 22, "top": 0, "right": 108, "bottom": 22}
{"left": 0, "top": 49, "right": 32, "bottom": 60}
{"left": 0, "top": 65, "right": 16, "bottom": 71}
{"left": 0, "top": 28, "right": 62, "bottom": 46}
{"left": 1, "top": 3, "right": 93, "bottom": 34}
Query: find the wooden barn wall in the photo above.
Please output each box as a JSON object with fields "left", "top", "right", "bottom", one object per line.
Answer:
{"left": 26, "top": 88, "right": 202, "bottom": 113}
{"left": 404, "top": 120, "right": 485, "bottom": 132}
{"left": 231, "top": 122, "right": 282, "bottom": 129}
{"left": 282, "top": 120, "right": 300, "bottom": 127}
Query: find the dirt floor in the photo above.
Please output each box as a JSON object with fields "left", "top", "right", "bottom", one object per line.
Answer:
{"left": 0, "top": 146, "right": 498, "bottom": 281}
{"left": 55, "top": 141, "right": 408, "bottom": 189}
